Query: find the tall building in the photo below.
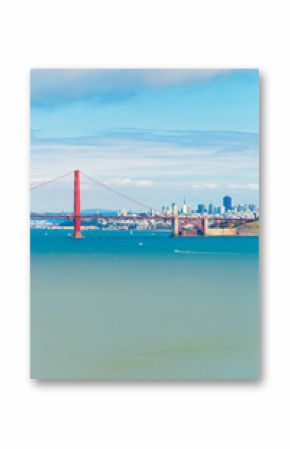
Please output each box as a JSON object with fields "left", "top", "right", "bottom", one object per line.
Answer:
{"left": 197, "top": 204, "right": 205, "bottom": 214}
{"left": 208, "top": 203, "right": 214, "bottom": 215}
{"left": 238, "top": 204, "right": 246, "bottom": 212}
{"left": 171, "top": 202, "right": 178, "bottom": 216}
{"left": 223, "top": 195, "right": 232, "bottom": 211}
{"left": 182, "top": 198, "right": 189, "bottom": 215}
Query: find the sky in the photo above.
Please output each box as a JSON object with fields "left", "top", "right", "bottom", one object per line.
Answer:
{"left": 30, "top": 69, "right": 259, "bottom": 212}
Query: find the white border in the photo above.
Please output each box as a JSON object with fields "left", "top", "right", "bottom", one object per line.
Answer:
{"left": 0, "top": 1, "right": 289, "bottom": 448}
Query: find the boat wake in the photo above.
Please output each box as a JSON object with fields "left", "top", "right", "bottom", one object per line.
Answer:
{"left": 174, "top": 249, "right": 213, "bottom": 255}
{"left": 174, "top": 249, "right": 238, "bottom": 255}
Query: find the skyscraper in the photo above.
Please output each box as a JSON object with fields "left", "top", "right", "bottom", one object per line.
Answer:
{"left": 171, "top": 202, "right": 178, "bottom": 216}
{"left": 197, "top": 204, "right": 205, "bottom": 214}
{"left": 223, "top": 195, "right": 232, "bottom": 211}
{"left": 182, "top": 198, "right": 189, "bottom": 215}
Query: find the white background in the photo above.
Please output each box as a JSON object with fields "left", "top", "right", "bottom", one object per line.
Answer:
{"left": 0, "top": 1, "right": 289, "bottom": 448}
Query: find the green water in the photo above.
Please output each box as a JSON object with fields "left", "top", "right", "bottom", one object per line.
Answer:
{"left": 31, "top": 230, "right": 259, "bottom": 380}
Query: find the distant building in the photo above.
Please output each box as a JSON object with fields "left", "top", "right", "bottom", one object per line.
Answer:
{"left": 208, "top": 203, "right": 214, "bottom": 215}
{"left": 223, "top": 195, "right": 232, "bottom": 211}
{"left": 182, "top": 198, "right": 190, "bottom": 215}
{"left": 249, "top": 204, "right": 256, "bottom": 212}
{"left": 197, "top": 204, "right": 205, "bottom": 214}
{"left": 171, "top": 202, "right": 178, "bottom": 216}
{"left": 237, "top": 204, "right": 246, "bottom": 212}
{"left": 215, "top": 206, "right": 226, "bottom": 214}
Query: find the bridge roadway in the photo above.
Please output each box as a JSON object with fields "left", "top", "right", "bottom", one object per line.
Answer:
{"left": 30, "top": 214, "right": 255, "bottom": 222}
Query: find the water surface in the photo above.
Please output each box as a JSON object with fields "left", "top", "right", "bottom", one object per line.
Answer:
{"left": 31, "top": 230, "right": 259, "bottom": 380}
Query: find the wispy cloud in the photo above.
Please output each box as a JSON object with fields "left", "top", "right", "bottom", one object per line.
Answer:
{"left": 30, "top": 127, "right": 258, "bottom": 209}
{"left": 31, "top": 128, "right": 258, "bottom": 153}
{"left": 30, "top": 69, "right": 236, "bottom": 109}
{"left": 189, "top": 183, "right": 259, "bottom": 191}
{"left": 31, "top": 129, "right": 258, "bottom": 178}
{"left": 228, "top": 183, "right": 259, "bottom": 190}
{"left": 191, "top": 183, "right": 219, "bottom": 190}
{"left": 107, "top": 178, "right": 153, "bottom": 188}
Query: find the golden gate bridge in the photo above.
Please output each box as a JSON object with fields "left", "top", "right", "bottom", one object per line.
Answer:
{"left": 30, "top": 169, "right": 256, "bottom": 238}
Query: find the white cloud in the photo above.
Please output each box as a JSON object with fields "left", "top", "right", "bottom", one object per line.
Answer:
{"left": 189, "top": 182, "right": 259, "bottom": 193}
{"left": 30, "top": 129, "right": 259, "bottom": 209}
{"left": 228, "top": 183, "right": 259, "bottom": 190}
{"left": 134, "top": 180, "right": 153, "bottom": 188}
{"left": 31, "top": 177, "right": 44, "bottom": 183}
{"left": 128, "top": 69, "right": 229, "bottom": 87}
{"left": 81, "top": 184, "right": 94, "bottom": 191}
{"left": 191, "top": 183, "right": 219, "bottom": 190}
{"left": 245, "top": 183, "right": 259, "bottom": 190}
{"left": 31, "top": 69, "right": 230, "bottom": 106}
{"left": 108, "top": 178, "right": 153, "bottom": 188}
{"left": 108, "top": 178, "right": 132, "bottom": 186}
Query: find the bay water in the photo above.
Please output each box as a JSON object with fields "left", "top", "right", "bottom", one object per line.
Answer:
{"left": 31, "top": 230, "right": 259, "bottom": 380}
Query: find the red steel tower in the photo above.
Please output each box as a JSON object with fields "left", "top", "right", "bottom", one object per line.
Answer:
{"left": 74, "top": 169, "right": 82, "bottom": 238}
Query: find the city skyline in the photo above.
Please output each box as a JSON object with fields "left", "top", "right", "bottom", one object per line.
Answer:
{"left": 31, "top": 193, "right": 259, "bottom": 216}
{"left": 31, "top": 69, "right": 259, "bottom": 211}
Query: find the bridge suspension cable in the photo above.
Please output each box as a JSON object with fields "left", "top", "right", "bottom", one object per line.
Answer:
{"left": 30, "top": 169, "right": 153, "bottom": 211}
{"left": 30, "top": 171, "right": 73, "bottom": 190}
{"left": 81, "top": 170, "right": 153, "bottom": 211}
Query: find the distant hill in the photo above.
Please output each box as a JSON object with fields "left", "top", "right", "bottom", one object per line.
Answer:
{"left": 236, "top": 220, "right": 259, "bottom": 236}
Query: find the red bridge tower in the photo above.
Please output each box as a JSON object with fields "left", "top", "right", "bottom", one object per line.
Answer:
{"left": 74, "top": 169, "right": 81, "bottom": 238}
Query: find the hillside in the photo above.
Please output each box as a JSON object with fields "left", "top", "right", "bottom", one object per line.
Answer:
{"left": 236, "top": 220, "right": 259, "bottom": 236}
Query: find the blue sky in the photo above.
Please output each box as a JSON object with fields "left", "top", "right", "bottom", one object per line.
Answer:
{"left": 30, "top": 69, "right": 259, "bottom": 211}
